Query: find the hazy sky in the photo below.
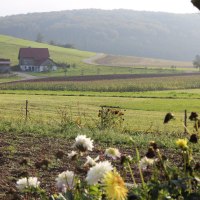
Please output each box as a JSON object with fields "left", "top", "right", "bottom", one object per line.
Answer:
{"left": 0, "top": 0, "right": 198, "bottom": 17}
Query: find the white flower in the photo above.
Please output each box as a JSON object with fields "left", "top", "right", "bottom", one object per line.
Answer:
{"left": 16, "top": 177, "right": 40, "bottom": 191}
{"left": 105, "top": 148, "right": 121, "bottom": 159}
{"left": 86, "top": 161, "right": 113, "bottom": 185}
{"left": 139, "top": 157, "right": 156, "bottom": 170}
{"left": 84, "top": 155, "right": 99, "bottom": 167}
{"left": 68, "top": 151, "right": 78, "bottom": 160}
{"left": 28, "top": 177, "right": 40, "bottom": 188}
{"left": 56, "top": 170, "right": 75, "bottom": 192}
{"left": 16, "top": 178, "right": 28, "bottom": 191}
{"left": 73, "top": 135, "right": 94, "bottom": 152}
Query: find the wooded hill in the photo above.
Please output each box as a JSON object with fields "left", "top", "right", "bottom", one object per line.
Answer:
{"left": 0, "top": 9, "right": 200, "bottom": 61}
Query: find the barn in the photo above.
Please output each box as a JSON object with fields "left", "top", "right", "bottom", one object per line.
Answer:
{"left": 18, "top": 47, "right": 57, "bottom": 72}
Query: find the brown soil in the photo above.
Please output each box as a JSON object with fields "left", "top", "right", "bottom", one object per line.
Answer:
{"left": 0, "top": 132, "right": 138, "bottom": 199}
{"left": 0, "top": 132, "right": 199, "bottom": 200}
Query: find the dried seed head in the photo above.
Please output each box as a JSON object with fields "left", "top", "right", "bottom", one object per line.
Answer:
{"left": 149, "top": 141, "right": 158, "bottom": 150}
{"left": 120, "top": 155, "right": 127, "bottom": 165}
{"left": 114, "top": 110, "right": 119, "bottom": 115}
{"left": 118, "top": 111, "right": 124, "bottom": 116}
{"left": 98, "top": 110, "right": 102, "bottom": 117}
{"left": 189, "top": 134, "right": 198, "bottom": 143}
{"left": 163, "top": 112, "right": 174, "bottom": 123}
{"left": 120, "top": 155, "right": 132, "bottom": 165}
{"left": 145, "top": 147, "right": 155, "bottom": 158}
{"left": 189, "top": 112, "right": 198, "bottom": 121}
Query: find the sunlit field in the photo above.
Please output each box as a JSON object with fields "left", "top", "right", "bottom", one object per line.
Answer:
{"left": 0, "top": 90, "right": 199, "bottom": 135}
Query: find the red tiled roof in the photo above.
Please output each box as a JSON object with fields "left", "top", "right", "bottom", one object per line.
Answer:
{"left": 35, "top": 58, "right": 49, "bottom": 66}
{"left": 18, "top": 48, "right": 50, "bottom": 60}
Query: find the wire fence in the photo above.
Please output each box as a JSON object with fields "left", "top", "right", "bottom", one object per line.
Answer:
{"left": 0, "top": 99, "right": 196, "bottom": 134}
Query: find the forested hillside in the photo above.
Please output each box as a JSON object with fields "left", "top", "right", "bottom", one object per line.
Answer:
{"left": 0, "top": 9, "right": 200, "bottom": 61}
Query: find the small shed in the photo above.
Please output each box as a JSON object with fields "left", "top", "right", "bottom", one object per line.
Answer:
{"left": 0, "top": 58, "right": 11, "bottom": 73}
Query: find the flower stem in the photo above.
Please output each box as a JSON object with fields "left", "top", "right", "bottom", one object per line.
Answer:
{"left": 157, "top": 150, "right": 170, "bottom": 181}
{"left": 136, "top": 148, "right": 145, "bottom": 188}
{"left": 127, "top": 162, "right": 137, "bottom": 187}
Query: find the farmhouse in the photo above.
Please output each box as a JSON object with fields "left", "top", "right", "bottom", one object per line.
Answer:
{"left": 18, "top": 47, "right": 57, "bottom": 72}
{"left": 0, "top": 58, "right": 11, "bottom": 73}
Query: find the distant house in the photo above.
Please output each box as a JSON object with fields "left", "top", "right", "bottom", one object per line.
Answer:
{"left": 0, "top": 58, "right": 11, "bottom": 73}
{"left": 18, "top": 47, "right": 57, "bottom": 72}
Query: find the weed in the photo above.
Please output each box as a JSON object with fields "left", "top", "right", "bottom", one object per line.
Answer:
{"left": 98, "top": 106, "right": 125, "bottom": 130}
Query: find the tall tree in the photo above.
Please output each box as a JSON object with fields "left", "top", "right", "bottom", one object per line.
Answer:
{"left": 193, "top": 55, "right": 200, "bottom": 71}
{"left": 35, "top": 33, "right": 44, "bottom": 43}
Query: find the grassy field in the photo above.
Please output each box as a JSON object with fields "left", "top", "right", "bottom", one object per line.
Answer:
{"left": 0, "top": 75, "right": 21, "bottom": 83}
{"left": 1, "top": 73, "right": 200, "bottom": 142}
{"left": 2, "top": 88, "right": 200, "bottom": 99}
{"left": 0, "top": 90, "right": 199, "bottom": 136}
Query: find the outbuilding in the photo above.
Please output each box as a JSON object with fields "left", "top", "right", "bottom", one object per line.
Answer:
{"left": 0, "top": 58, "right": 11, "bottom": 73}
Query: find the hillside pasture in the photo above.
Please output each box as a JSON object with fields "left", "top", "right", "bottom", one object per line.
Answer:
{"left": 0, "top": 34, "right": 197, "bottom": 79}
{"left": 1, "top": 35, "right": 136, "bottom": 77}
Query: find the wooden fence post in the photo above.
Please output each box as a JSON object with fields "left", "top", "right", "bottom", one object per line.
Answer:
{"left": 184, "top": 110, "right": 187, "bottom": 133}
{"left": 25, "top": 100, "right": 28, "bottom": 121}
